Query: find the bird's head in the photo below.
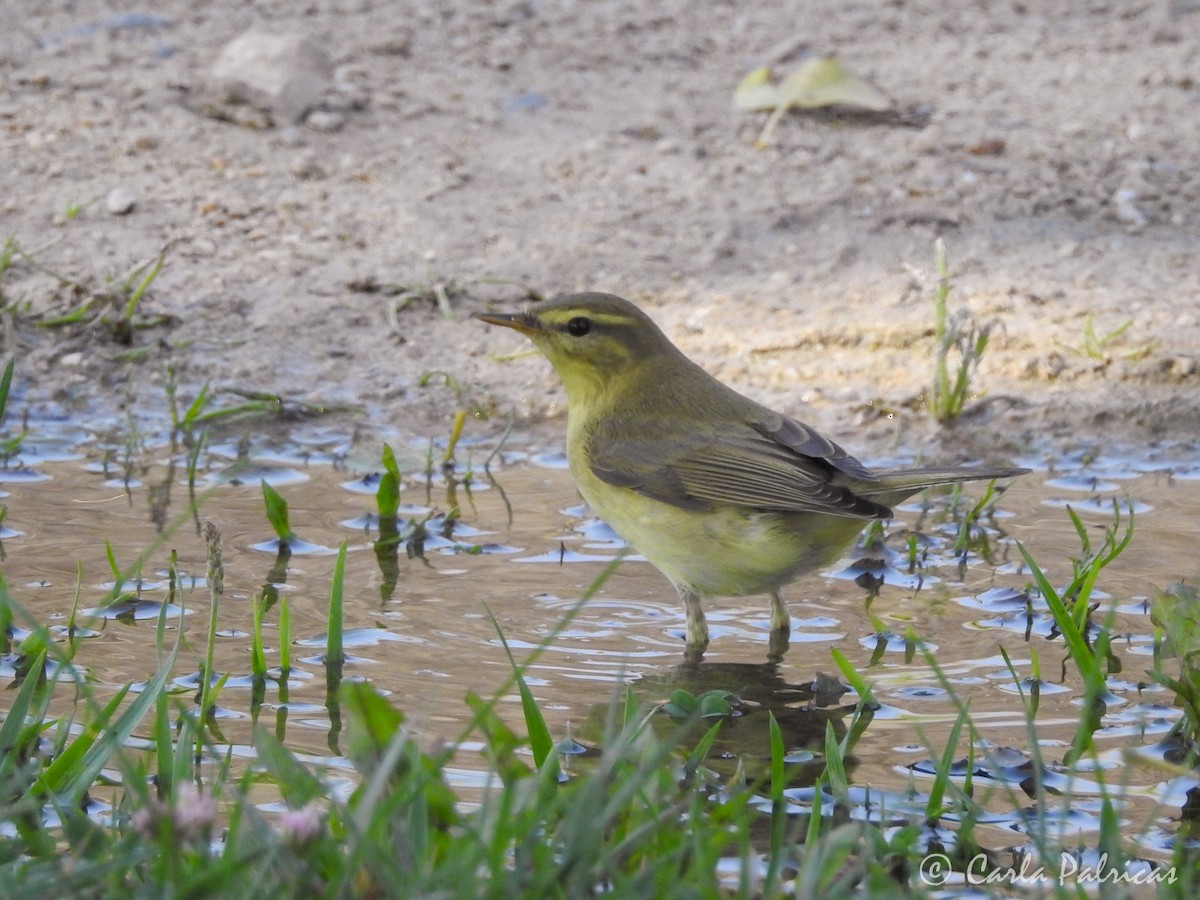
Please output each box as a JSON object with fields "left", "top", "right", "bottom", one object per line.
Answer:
{"left": 476, "top": 293, "right": 674, "bottom": 403}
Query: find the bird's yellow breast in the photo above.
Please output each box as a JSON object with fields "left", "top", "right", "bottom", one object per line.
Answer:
{"left": 567, "top": 415, "right": 865, "bottom": 598}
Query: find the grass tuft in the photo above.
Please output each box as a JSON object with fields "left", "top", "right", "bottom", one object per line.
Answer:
{"left": 927, "top": 239, "right": 993, "bottom": 424}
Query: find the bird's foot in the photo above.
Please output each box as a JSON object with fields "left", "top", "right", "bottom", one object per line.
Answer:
{"left": 680, "top": 588, "right": 709, "bottom": 659}
{"left": 767, "top": 626, "right": 790, "bottom": 664}
{"left": 767, "top": 590, "right": 792, "bottom": 661}
{"left": 683, "top": 638, "right": 709, "bottom": 664}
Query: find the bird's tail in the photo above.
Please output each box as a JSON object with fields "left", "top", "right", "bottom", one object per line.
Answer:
{"left": 856, "top": 465, "right": 1029, "bottom": 508}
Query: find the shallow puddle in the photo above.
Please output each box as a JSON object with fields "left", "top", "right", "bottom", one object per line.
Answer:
{"left": 2, "top": 418, "right": 1199, "bottom": 869}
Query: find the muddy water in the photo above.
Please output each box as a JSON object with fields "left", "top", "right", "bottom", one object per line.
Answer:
{"left": 2, "top": 419, "right": 1199, "bottom": 859}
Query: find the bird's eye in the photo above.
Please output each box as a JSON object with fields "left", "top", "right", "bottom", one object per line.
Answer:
{"left": 566, "top": 317, "right": 591, "bottom": 336}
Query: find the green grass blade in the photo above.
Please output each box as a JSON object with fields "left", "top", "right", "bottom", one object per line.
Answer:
{"left": 122, "top": 253, "right": 164, "bottom": 320}
{"left": 182, "top": 382, "right": 213, "bottom": 426}
{"left": 326, "top": 541, "right": 347, "bottom": 665}
{"left": 485, "top": 605, "right": 553, "bottom": 768}
{"left": 517, "top": 676, "right": 553, "bottom": 769}
{"left": 279, "top": 593, "right": 292, "bottom": 672}
{"left": 831, "top": 647, "right": 876, "bottom": 705}
{"left": 250, "top": 592, "right": 267, "bottom": 678}
{"left": 768, "top": 710, "right": 785, "bottom": 801}
{"left": 0, "top": 649, "right": 48, "bottom": 758}
{"left": 440, "top": 409, "right": 466, "bottom": 468}
{"left": 761, "top": 710, "right": 788, "bottom": 896}
{"left": 1019, "top": 541, "right": 1103, "bottom": 692}
{"left": 103, "top": 541, "right": 122, "bottom": 589}
{"left": 377, "top": 443, "right": 402, "bottom": 518}
{"left": 0, "top": 357, "right": 14, "bottom": 423}
{"left": 36, "top": 686, "right": 130, "bottom": 795}
{"left": 261, "top": 480, "right": 295, "bottom": 543}
{"left": 822, "top": 721, "right": 849, "bottom": 805}
{"left": 40, "top": 637, "right": 179, "bottom": 800}
{"left": 153, "top": 690, "right": 173, "bottom": 792}
{"left": 925, "top": 702, "right": 970, "bottom": 819}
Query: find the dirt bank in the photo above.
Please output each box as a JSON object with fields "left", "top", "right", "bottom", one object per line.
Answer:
{"left": 2, "top": 2, "right": 1197, "bottom": 460}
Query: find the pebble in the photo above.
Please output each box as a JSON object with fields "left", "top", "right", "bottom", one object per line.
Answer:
{"left": 908, "top": 125, "right": 942, "bottom": 155}
{"left": 289, "top": 152, "right": 326, "bottom": 180}
{"left": 208, "top": 28, "right": 333, "bottom": 125}
{"left": 1112, "top": 188, "right": 1148, "bottom": 228}
{"left": 1168, "top": 357, "right": 1197, "bottom": 378}
{"left": 106, "top": 186, "right": 137, "bottom": 215}
{"left": 305, "top": 110, "right": 345, "bottom": 133}
{"left": 278, "top": 126, "right": 306, "bottom": 147}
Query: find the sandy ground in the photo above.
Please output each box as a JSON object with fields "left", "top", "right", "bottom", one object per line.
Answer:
{"left": 2, "top": 2, "right": 1198, "bottom": 462}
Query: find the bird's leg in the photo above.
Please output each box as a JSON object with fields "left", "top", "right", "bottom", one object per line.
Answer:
{"left": 769, "top": 590, "right": 791, "bottom": 633}
{"left": 679, "top": 586, "right": 709, "bottom": 660}
{"left": 768, "top": 590, "right": 791, "bottom": 662}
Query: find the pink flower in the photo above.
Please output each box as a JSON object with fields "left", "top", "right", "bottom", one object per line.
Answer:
{"left": 130, "top": 802, "right": 160, "bottom": 838}
{"left": 278, "top": 801, "right": 324, "bottom": 847}
{"left": 172, "top": 782, "right": 218, "bottom": 840}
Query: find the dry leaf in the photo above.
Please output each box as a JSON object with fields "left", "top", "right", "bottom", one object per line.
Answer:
{"left": 734, "top": 56, "right": 891, "bottom": 148}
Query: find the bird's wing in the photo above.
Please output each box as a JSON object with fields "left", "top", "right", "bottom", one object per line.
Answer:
{"left": 588, "top": 410, "right": 889, "bottom": 519}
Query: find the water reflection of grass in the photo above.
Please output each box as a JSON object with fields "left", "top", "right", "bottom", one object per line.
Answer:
{"left": 2, "top": 406, "right": 1199, "bottom": 893}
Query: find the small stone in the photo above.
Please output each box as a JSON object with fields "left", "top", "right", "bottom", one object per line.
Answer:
{"left": 59, "top": 352, "right": 84, "bottom": 367}
{"left": 289, "top": 152, "right": 326, "bottom": 180}
{"left": 1168, "top": 357, "right": 1197, "bottom": 378}
{"left": 208, "top": 29, "right": 333, "bottom": 125}
{"left": 367, "top": 29, "right": 413, "bottom": 57}
{"left": 908, "top": 124, "right": 942, "bottom": 154}
{"left": 106, "top": 186, "right": 137, "bottom": 215}
{"left": 278, "top": 126, "right": 306, "bottom": 147}
{"left": 305, "top": 109, "right": 345, "bottom": 133}
{"left": 1112, "top": 188, "right": 1148, "bottom": 228}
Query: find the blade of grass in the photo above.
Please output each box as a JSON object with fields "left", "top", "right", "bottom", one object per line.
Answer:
{"left": 440, "top": 409, "right": 467, "bottom": 468}
{"left": 261, "top": 481, "right": 296, "bottom": 544}
{"left": 121, "top": 253, "right": 164, "bottom": 321}
{"left": 761, "top": 710, "right": 788, "bottom": 896}
{"left": 376, "top": 443, "right": 402, "bottom": 519}
{"left": 0, "top": 649, "right": 49, "bottom": 762}
{"left": 0, "top": 357, "right": 14, "bottom": 422}
{"left": 485, "top": 606, "right": 553, "bottom": 769}
{"left": 325, "top": 541, "right": 347, "bottom": 665}
{"left": 278, "top": 593, "right": 292, "bottom": 673}
{"left": 1018, "top": 541, "right": 1104, "bottom": 695}
{"left": 39, "top": 636, "right": 180, "bottom": 801}
{"left": 831, "top": 647, "right": 876, "bottom": 706}
{"left": 199, "top": 521, "right": 224, "bottom": 732}
{"left": 822, "top": 720, "right": 850, "bottom": 806}
{"left": 925, "top": 703, "right": 970, "bottom": 820}
{"left": 250, "top": 592, "right": 267, "bottom": 679}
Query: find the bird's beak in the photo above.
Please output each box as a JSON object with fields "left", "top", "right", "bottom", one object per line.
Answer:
{"left": 474, "top": 309, "right": 542, "bottom": 335}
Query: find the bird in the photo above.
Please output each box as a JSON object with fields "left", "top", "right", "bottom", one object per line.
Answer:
{"left": 476, "top": 292, "right": 1027, "bottom": 659}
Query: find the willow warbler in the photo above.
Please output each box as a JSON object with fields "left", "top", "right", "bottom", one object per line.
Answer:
{"left": 477, "top": 293, "right": 1026, "bottom": 658}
